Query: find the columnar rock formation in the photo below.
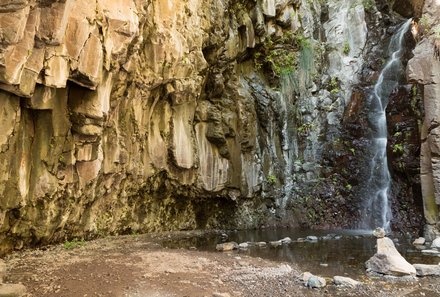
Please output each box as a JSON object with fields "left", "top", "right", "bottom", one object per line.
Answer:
{"left": 407, "top": 0, "right": 440, "bottom": 237}
{"left": 0, "top": 0, "right": 329, "bottom": 254}
{"left": 0, "top": 0, "right": 431, "bottom": 254}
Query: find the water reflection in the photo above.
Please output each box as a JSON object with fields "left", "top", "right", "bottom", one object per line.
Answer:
{"left": 162, "top": 228, "right": 439, "bottom": 277}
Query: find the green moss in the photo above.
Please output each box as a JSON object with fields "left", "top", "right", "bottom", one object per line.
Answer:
{"left": 267, "top": 174, "right": 277, "bottom": 184}
{"left": 343, "top": 42, "right": 350, "bottom": 55}
{"left": 393, "top": 143, "right": 404, "bottom": 154}
{"left": 362, "top": 0, "right": 375, "bottom": 12}
{"left": 63, "top": 239, "right": 85, "bottom": 249}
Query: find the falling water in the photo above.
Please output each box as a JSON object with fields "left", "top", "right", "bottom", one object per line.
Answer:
{"left": 360, "top": 19, "right": 412, "bottom": 232}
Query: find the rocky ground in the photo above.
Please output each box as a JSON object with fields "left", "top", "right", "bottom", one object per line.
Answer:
{"left": 1, "top": 231, "right": 440, "bottom": 297}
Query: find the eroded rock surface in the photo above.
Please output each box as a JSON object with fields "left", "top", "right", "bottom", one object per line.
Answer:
{"left": 0, "top": 0, "right": 429, "bottom": 254}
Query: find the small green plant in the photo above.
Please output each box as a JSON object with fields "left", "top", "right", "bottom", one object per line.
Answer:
{"left": 393, "top": 143, "right": 404, "bottom": 154}
{"left": 328, "top": 76, "right": 339, "bottom": 94}
{"left": 345, "top": 184, "right": 352, "bottom": 190}
{"left": 267, "top": 174, "right": 277, "bottom": 184}
{"left": 349, "top": 148, "right": 356, "bottom": 155}
{"left": 393, "top": 131, "right": 402, "bottom": 137}
{"left": 362, "top": 0, "right": 375, "bottom": 12}
{"left": 63, "top": 239, "right": 85, "bottom": 249}
{"left": 343, "top": 42, "right": 350, "bottom": 55}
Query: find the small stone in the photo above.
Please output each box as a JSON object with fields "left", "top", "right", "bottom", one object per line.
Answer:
{"left": 421, "top": 249, "right": 440, "bottom": 256}
{"left": 212, "top": 293, "right": 231, "bottom": 297}
{"left": 269, "top": 240, "right": 282, "bottom": 247}
{"left": 280, "top": 237, "right": 292, "bottom": 244}
{"left": 333, "top": 276, "right": 361, "bottom": 287}
{"left": 256, "top": 242, "right": 267, "bottom": 247}
{"left": 301, "top": 272, "right": 313, "bottom": 282}
{"left": 238, "top": 242, "right": 249, "bottom": 249}
{"left": 413, "top": 237, "right": 426, "bottom": 246}
{"left": 306, "top": 236, "right": 318, "bottom": 242}
{"left": 216, "top": 242, "right": 238, "bottom": 252}
{"left": 0, "top": 283, "right": 27, "bottom": 297}
{"left": 306, "top": 276, "right": 326, "bottom": 288}
{"left": 320, "top": 263, "right": 328, "bottom": 267}
{"left": 373, "top": 227, "right": 386, "bottom": 238}
{"left": 431, "top": 238, "right": 440, "bottom": 249}
{"left": 413, "top": 264, "right": 440, "bottom": 276}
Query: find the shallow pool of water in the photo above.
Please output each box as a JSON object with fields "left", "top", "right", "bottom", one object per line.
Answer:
{"left": 162, "top": 228, "right": 439, "bottom": 277}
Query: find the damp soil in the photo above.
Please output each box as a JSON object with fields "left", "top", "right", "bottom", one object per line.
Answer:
{"left": 3, "top": 230, "right": 440, "bottom": 297}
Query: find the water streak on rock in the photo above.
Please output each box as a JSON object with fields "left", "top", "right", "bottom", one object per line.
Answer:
{"left": 360, "top": 19, "right": 412, "bottom": 232}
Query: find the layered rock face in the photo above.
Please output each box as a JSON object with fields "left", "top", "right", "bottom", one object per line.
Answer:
{"left": 407, "top": 0, "right": 440, "bottom": 236}
{"left": 0, "top": 0, "right": 330, "bottom": 254}
{"left": 0, "top": 0, "right": 428, "bottom": 254}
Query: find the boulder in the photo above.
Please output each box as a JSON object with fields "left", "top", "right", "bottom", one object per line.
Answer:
{"left": 413, "top": 237, "right": 426, "bottom": 246}
{"left": 0, "top": 283, "right": 26, "bottom": 297}
{"left": 215, "top": 242, "right": 238, "bottom": 252}
{"left": 413, "top": 264, "right": 440, "bottom": 276}
{"left": 333, "top": 276, "right": 361, "bottom": 287}
{"left": 365, "top": 237, "right": 416, "bottom": 276}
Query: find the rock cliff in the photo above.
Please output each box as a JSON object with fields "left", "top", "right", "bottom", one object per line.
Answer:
{"left": 407, "top": 0, "right": 440, "bottom": 238}
{"left": 0, "top": 0, "right": 430, "bottom": 254}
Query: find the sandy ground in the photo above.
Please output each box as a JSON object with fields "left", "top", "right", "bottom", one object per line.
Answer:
{"left": 3, "top": 232, "right": 440, "bottom": 297}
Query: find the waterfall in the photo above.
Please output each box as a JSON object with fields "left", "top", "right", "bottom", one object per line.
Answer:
{"left": 360, "top": 19, "right": 412, "bottom": 232}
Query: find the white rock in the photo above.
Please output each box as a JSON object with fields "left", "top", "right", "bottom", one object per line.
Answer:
{"left": 238, "top": 242, "right": 249, "bottom": 249}
{"left": 365, "top": 237, "right": 416, "bottom": 276}
{"left": 333, "top": 276, "right": 361, "bottom": 287}
{"left": 413, "top": 237, "right": 426, "bottom": 246}
{"left": 212, "top": 293, "right": 231, "bottom": 297}
{"left": 306, "top": 236, "right": 318, "bottom": 242}
{"left": 413, "top": 264, "right": 440, "bottom": 276}
{"left": 256, "top": 242, "right": 267, "bottom": 247}
{"left": 431, "top": 237, "right": 440, "bottom": 249}
{"left": 269, "top": 240, "right": 282, "bottom": 247}
{"left": 421, "top": 249, "right": 440, "bottom": 256}
{"left": 280, "top": 237, "right": 292, "bottom": 244}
